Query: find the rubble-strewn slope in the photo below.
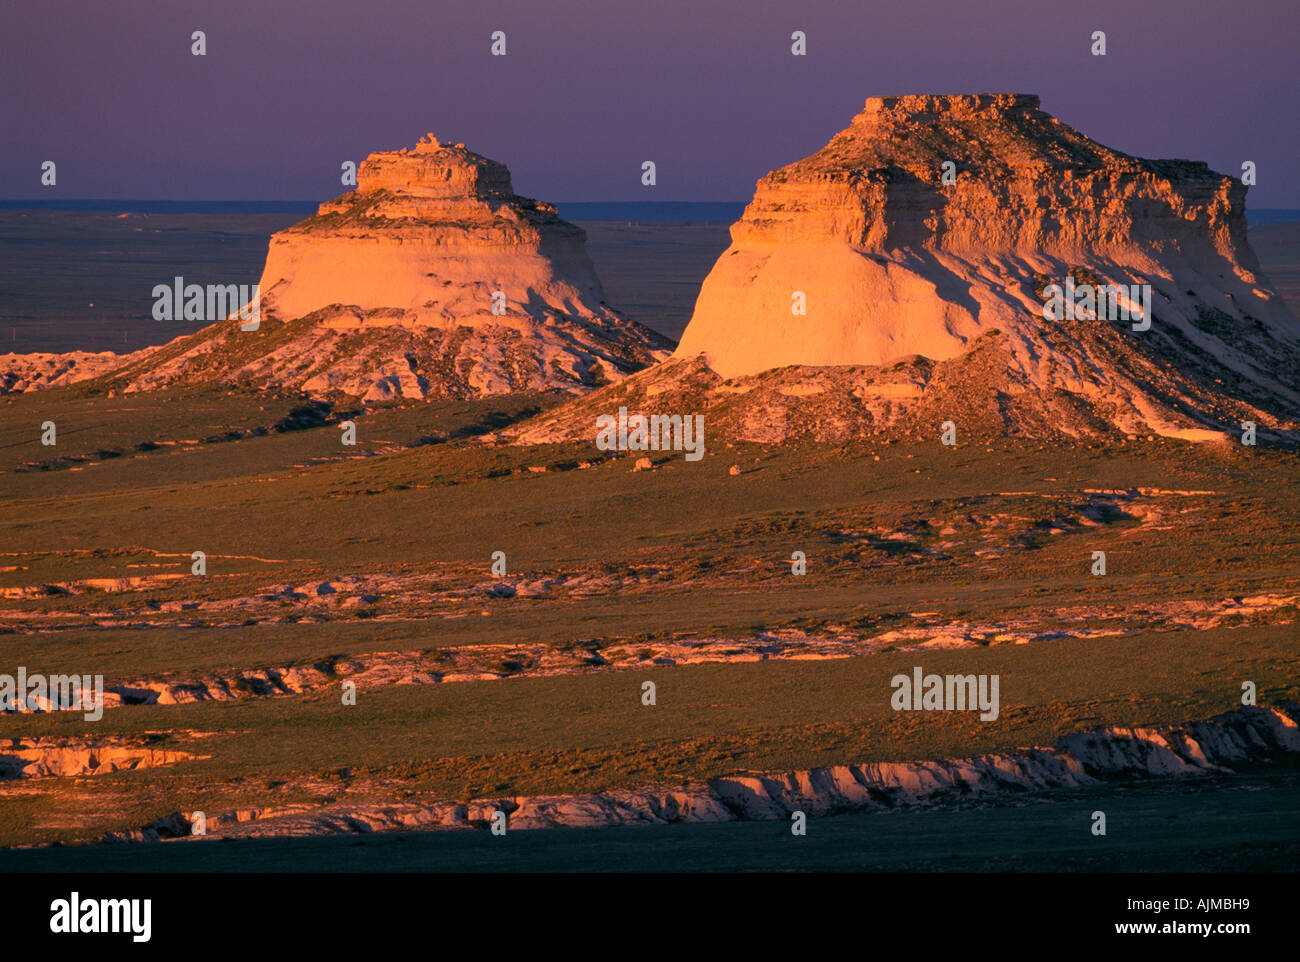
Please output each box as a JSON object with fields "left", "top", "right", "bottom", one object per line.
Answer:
{"left": 520, "top": 94, "right": 1300, "bottom": 443}
{"left": 0, "top": 350, "right": 151, "bottom": 394}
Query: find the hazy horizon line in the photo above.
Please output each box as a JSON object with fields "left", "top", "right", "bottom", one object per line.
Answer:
{"left": 0, "top": 198, "right": 754, "bottom": 207}
{"left": 4, "top": 200, "right": 1298, "bottom": 227}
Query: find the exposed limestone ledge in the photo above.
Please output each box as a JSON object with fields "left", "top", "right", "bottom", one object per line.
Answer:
{"left": 98, "top": 704, "right": 1299, "bottom": 842}
{"left": 0, "top": 736, "right": 205, "bottom": 779}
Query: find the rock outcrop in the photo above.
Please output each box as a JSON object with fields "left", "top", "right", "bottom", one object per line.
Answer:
{"left": 517, "top": 94, "right": 1300, "bottom": 443}
{"left": 0, "top": 736, "right": 202, "bottom": 779}
{"left": 43, "top": 580, "right": 1295, "bottom": 714}
{"left": 98, "top": 703, "right": 1300, "bottom": 841}
{"left": 3, "top": 135, "right": 671, "bottom": 401}
{"left": 0, "top": 351, "right": 145, "bottom": 394}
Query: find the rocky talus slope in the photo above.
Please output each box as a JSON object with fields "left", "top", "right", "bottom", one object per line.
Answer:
{"left": 517, "top": 94, "right": 1300, "bottom": 444}
{"left": 0, "top": 350, "right": 145, "bottom": 394}
{"left": 3, "top": 135, "right": 670, "bottom": 401}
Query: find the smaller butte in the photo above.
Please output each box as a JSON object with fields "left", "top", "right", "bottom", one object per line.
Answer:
{"left": 4, "top": 135, "right": 672, "bottom": 403}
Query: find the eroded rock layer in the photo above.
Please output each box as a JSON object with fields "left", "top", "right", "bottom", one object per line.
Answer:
{"left": 97, "top": 704, "right": 1300, "bottom": 841}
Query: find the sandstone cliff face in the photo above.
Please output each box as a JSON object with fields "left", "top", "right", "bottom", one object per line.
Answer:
{"left": 522, "top": 94, "right": 1300, "bottom": 443}
{"left": 4, "top": 135, "right": 670, "bottom": 401}
{"left": 259, "top": 138, "right": 608, "bottom": 327}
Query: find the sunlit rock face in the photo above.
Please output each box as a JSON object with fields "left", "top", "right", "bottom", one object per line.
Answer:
{"left": 648, "top": 94, "right": 1300, "bottom": 441}
{"left": 259, "top": 135, "right": 619, "bottom": 334}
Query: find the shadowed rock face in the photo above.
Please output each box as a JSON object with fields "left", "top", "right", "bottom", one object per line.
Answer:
{"left": 2, "top": 135, "right": 672, "bottom": 402}
{"left": 612, "top": 93, "right": 1298, "bottom": 442}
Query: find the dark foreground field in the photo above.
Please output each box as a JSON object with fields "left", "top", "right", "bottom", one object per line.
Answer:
{"left": 2, "top": 767, "right": 1297, "bottom": 873}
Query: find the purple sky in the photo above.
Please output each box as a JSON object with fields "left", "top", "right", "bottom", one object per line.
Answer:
{"left": 4, "top": 0, "right": 1298, "bottom": 206}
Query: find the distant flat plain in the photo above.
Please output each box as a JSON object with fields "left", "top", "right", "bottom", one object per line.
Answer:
{"left": 0, "top": 207, "right": 738, "bottom": 353}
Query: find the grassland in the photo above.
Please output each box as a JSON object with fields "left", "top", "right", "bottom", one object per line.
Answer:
{"left": 1, "top": 380, "right": 1298, "bottom": 857}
